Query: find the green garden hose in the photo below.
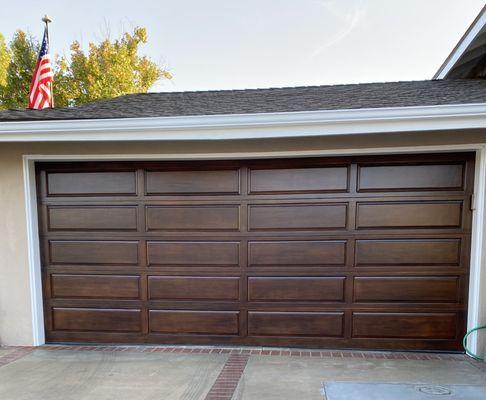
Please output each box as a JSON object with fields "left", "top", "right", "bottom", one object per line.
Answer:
{"left": 463, "top": 325, "right": 486, "bottom": 361}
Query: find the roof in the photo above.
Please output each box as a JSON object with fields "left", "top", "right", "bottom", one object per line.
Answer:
{"left": 1, "top": 79, "right": 486, "bottom": 122}
{"left": 434, "top": 5, "right": 486, "bottom": 79}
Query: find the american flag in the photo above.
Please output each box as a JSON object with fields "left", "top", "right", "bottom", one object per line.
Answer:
{"left": 28, "top": 27, "right": 54, "bottom": 109}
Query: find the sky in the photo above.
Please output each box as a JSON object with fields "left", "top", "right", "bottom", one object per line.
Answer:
{"left": 0, "top": 0, "right": 484, "bottom": 92}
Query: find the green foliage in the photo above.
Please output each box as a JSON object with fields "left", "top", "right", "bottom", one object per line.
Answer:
{"left": 0, "top": 27, "right": 170, "bottom": 109}
{"left": 0, "top": 33, "right": 10, "bottom": 88}
{"left": 0, "top": 31, "right": 38, "bottom": 109}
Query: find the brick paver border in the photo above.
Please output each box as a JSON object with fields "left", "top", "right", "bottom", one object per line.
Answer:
{"left": 0, "top": 347, "right": 34, "bottom": 367}
{"left": 31, "top": 344, "right": 467, "bottom": 361}
{"left": 204, "top": 353, "right": 249, "bottom": 400}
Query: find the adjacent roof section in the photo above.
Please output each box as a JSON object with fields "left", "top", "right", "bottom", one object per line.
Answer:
{"left": 434, "top": 5, "right": 486, "bottom": 79}
{"left": 1, "top": 79, "right": 486, "bottom": 122}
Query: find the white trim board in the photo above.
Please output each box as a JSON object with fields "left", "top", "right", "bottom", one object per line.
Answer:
{"left": 22, "top": 158, "right": 44, "bottom": 346}
{"left": 5, "top": 103, "right": 486, "bottom": 142}
{"left": 434, "top": 6, "right": 486, "bottom": 79}
{"left": 23, "top": 144, "right": 486, "bottom": 354}
{"left": 468, "top": 147, "right": 486, "bottom": 353}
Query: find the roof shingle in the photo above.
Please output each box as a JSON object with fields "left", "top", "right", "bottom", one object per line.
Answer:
{"left": 1, "top": 79, "right": 486, "bottom": 122}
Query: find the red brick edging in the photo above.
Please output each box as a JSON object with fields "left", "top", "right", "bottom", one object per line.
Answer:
{"left": 0, "top": 347, "right": 33, "bottom": 367}
{"left": 204, "top": 353, "right": 249, "bottom": 400}
{"left": 0, "top": 344, "right": 470, "bottom": 370}
{"left": 35, "top": 345, "right": 466, "bottom": 361}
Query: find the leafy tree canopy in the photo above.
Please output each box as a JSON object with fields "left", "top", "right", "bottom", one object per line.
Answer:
{"left": 0, "top": 27, "right": 171, "bottom": 109}
{"left": 0, "top": 33, "right": 11, "bottom": 88}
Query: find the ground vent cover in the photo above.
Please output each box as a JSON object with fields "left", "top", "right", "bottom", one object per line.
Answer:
{"left": 323, "top": 382, "right": 486, "bottom": 400}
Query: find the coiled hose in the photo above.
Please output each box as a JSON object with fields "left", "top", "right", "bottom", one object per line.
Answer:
{"left": 463, "top": 325, "right": 486, "bottom": 361}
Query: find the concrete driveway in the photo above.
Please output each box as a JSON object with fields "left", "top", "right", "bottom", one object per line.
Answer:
{"left": 0, "top": 346, "right": 485, "bottom": 400}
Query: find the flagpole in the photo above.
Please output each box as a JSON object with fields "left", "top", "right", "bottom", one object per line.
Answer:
{"left": 41, "top": 14, "right": 54, "bottom": 108}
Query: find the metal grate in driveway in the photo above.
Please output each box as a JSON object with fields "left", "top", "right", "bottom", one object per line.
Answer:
{"left": 323, "top": 382, "right": 486, "bottom": 400}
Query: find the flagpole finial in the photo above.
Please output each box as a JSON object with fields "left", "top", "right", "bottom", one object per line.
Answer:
{"left": 42, "top": 15, "right": 52, "bottom": 24}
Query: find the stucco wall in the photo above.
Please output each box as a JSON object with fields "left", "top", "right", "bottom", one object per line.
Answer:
{"left": 1, "top": 130, "right": 486, "bottom": 347}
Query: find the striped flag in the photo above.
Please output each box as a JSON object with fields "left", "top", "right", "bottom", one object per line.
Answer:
{"left": 28, "top": 27, "right": 53, "bottom": 109}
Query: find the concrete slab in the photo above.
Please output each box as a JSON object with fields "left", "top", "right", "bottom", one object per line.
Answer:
{"left": 2, "top": 349, "right": 486, "bottom": 400}
{"left": 0, "top": 349, "right": 227, "bottom": 400}
{"left": 233, "top": 356, "right": 486, "bottom": 400}
{"left": 324, "top": 382, "right": 486, "bottom": 400}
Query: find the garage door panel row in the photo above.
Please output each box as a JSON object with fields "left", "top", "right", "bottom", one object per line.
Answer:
{"left": 42, "top": 161, "right": 467, "bottom": 199}
{"left": 43, "top": 200, "right": 467, "bottom": 233}
{"left": 48, "top": 308, "right": 461, "bottom": 341}
{"left": 46, "top": 238, "right": 467, "bottom": 268}
{"left": 48, "top": 273, "right": 463, "bottom": 304}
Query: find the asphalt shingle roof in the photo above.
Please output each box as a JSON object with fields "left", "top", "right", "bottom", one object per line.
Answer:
{"left": 1, "top": 80, "right": 486, "bottom": 122}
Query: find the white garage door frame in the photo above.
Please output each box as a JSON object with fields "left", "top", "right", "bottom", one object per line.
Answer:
{"left": 22, "top": 143, "right": 486, "bottom": 353}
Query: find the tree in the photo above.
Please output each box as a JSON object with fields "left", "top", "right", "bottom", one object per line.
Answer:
{"left": 0, "top": 31, "right": 37, "bottom": 109}
{"left": 0, "top": 27, "right": 171, "bottom": 109}
{"left": 0, "top": 34, "right": 10, "bottom": 88}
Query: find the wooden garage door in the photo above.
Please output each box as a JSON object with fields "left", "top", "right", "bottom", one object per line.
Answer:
{"left": 37, "top": 153, "right": 474, "bottom": 351}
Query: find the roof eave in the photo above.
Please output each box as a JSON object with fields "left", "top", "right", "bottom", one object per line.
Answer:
{"left": 1, "top": 103, "right": 486, "bottom": 142}
{"left": 434, "top": 5, "right": 486, "bottom": 79}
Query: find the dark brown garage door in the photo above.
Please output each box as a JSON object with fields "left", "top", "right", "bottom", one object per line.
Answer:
{"left": 37, "top": 153, "right": 474, "bottom": 351}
